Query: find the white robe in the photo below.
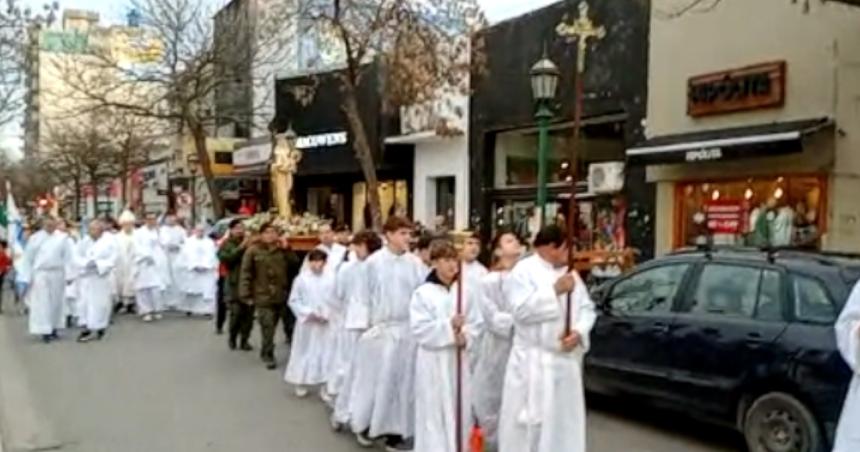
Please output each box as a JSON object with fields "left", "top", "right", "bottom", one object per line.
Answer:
{"left": 302, "top": 242, "right": 348, "bottom": 276}
{"left": 332, "top": 259, "right": 371, "bottom": 424}
{"left": 59, "top": 232, "right": 79, "bottom": 320}
{"left": 498, "top": 254, "right": 596, "bottom": 452}
{"left": 472, "top": 270, "right": 514, "bottom": 447}
{"left": 834, "top": 281, "right": 860, "bottom": 451}
{"left": 133, "top": 227, "right": 168, "bottom": 291}
{"left": 73, "top": 234, "right": 118, "bottom": 331}
{"left": 159, "top": 225, "right": 186, "bottom": 307}
{"left": 411, "top": 277, "right": 483, "bottom": 452}
{"left": 113, "top": 230, "right": 136, "bottom": 299}
{"left": 327, "top": 258, "right": 361, "bottom": 396}
{"left": 24, "top": 230, "right": 72, "bottom": 335}
{"left": 349, "top": 246, "right": 425, "bottom": 437}
{"left": 463, "top": 260, "right": 488, "bottom": 371}
{"left": 285, "top": 271, "right": 335, "bottom": 386}
{"left": 177, "top": 235, "right": 218, "bottom": 315}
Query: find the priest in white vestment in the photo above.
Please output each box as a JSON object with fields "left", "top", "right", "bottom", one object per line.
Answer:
{"left": 332, "top": 231, "right": 381, "bottom": 429}
{"left": 499, "top": 225, "right": 596, "bottom": 452}
{"left": 411, "top": 241, "right": 483, "bottom": 452}
{"left": 285, "top": 249, "right": 335, "bottom": 397}
{"left": 349, "top": 218, "right": 424, "bottom": 450}
{"left": 24, "top": 217, "right": 72, "bottom": 342}
{"left": 74, "top": 220, "right": 118, "bottom": 342}
{"left": 178, "top": 225, "right": 218, "bottom": 316}
{"left": 473, "top": 230, "right": 523, "bottom": 449}
{"left": 835, "top": 280, "right": 860, "bottom": 451}
{"left": 134, "top": 214, "right": 169, "bottom": 322}
{"left": 159, "top": 214, "right": 186, "bottom": 309}
{"left": 114, "top": 211, "right": 137, "bottom": 314}
{"left": 57, "top": 219, "right": 79, "bottom": 326}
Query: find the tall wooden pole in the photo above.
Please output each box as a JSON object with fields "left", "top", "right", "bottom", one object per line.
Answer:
{"left": 455, "top": 259, "right": 464, "bottom": 452}
{"left": 556, "top": 1, "right": 605, "bottom": 334}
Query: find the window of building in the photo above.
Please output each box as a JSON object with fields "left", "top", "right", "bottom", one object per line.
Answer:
{"left": 432, "top": 176, "right": 455, "bottom": 230}
{"left": 676, "top": 175, "right": 826, "bottom": 249}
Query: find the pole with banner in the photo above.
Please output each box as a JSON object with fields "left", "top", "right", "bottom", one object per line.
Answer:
{"left": 556, "top": 1, "right": 605, "bottom": 333}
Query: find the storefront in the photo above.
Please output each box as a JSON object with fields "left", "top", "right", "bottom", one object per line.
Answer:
{"left": 469, "top": 0, "right": 652, "bottom": 260}
{"left": 273, "top": 63, "right": 413, "bottom": 230}
{"left": 228, "top": 138, "right": 273, "bottom": 215}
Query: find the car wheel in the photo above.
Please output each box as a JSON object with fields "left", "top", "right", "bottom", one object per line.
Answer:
{"left": 743, "top": 392, "right": 824, "bottom": 452}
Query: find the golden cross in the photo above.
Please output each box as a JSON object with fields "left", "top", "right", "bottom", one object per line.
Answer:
{"left": 556, "top": 1, "right": 606, "bottom": 74}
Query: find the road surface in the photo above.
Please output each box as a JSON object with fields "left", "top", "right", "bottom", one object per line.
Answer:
{"left": 0, "top": 312, "right": 740, "bottom": 452}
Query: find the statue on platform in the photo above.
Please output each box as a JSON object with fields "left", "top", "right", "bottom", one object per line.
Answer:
{"left": 271, "top": 128, "right": 302, "bottom": 220}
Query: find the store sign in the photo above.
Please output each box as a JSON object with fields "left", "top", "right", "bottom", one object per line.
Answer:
{"left": 233, "top": 143, "right": 272, "bottom": 167}
{"left": 685, "top": 147, "right": 723, "bottom": 162}
{"left": 687, "top": 61, "right": 786, "bottom": 117}
{"left": 296, "top": 132, "right": 348, "bottom": 150}
{"left": 705, "top": 201, "right": 744, "bottom": 234}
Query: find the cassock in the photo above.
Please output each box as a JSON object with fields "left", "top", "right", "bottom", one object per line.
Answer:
{"left": 73, "top": 234, "right": 118, "bottom": 331}
{"left": 349, "top": 246, "right": 425, "bottom": 438}
{"left": 159, "top": 224, "right": 186, "bottom": 308}
{"left": 113, "top": 230, "right": 136, "bottom": 300}
{"left": 462, "top": 260, "right": 488, "bottom": 371}
{"left": 834, "top": 281, "right": 860, "bottom": 451}
{"left": 59, "top": 232, "right": 79, "bottom": 321}
{"left": 410, "top": 272, "right": 483, "bottom": 452}
{"left": 133, "top": 226, "right": 169, "bottom": 315}
{"left": 332, "top": 259, "right": 370, "bottom": 425}
{"left": 284, "top": 270, "right": 335, "bottom": 386}
{"left": 24, "top": 230, "right": 72, "bottom": 336}
{"left": 178, "top": 235, "right": 218, "bottom": 315}
{"left": 498, "top": 254, "right": 596, "bottom": 452}
{"left": 472, "top": 270, "right": 514, "bottom": 448}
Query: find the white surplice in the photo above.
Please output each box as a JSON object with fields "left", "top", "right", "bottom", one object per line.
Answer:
{"left": 24, "top": 230, "right": 72, "bottom": 335}
{"left": 59, "top": 232, "right": 79, "bottom": 320}
{"left": 113, "top": 230, "right": 136, "bottom": 299}
{"left": 472, "top": 270, "right": 514, "bottom": 448}
{"left": 411, "top": 274, "right": 483, "bottom": 452}
{"left": 159, "top": 224, "right": 186, "bottom": 308}
{"left": 463, "top": 260, "right": 488, "bottom": 371}
{"left": 332, "top": 258, "right": 371, "bottom": 424}
{"left": 498, "top": 254, "right": 596, "bottom": 452}
{"left": 834, "top": 281, "right": 860, "bottom": 451}
{"left": 73, "top": 234, "right": 118, "bottom": 331}
{"left": 349, "top": 246, "right": 425, "bottom": 438}
{"left": 285, "top": 270, "right": 335, "bottom": 386}
{"left": 177, "top": 235, "right": 218, "bottom": 315}
{"left": 133, "top": 226, "right": 169, "bottom": 315}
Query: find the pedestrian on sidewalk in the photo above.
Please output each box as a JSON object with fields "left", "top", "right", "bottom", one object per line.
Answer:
{"left": 238, "top": 222, "right": 300, "bottom": 370}
{"left": 218, "top": 219, "right": 253, "bottom": 350}
{"left": 74, "top": 220, "right": 118, "bottom": 343}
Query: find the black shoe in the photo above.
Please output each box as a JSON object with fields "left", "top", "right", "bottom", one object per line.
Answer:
{"left": 265, "top": 360, "right": 277, "bottom": 370}
{"left": 125, "top": 305, "right": 137, "bottom": 315}
{"left": 186, "top": 312, "right": 192, "bottom": 317}
{"left": 113, "top": 304, "right": 124, "bottom": 314}
{"left": 65, "top": 316, "right": 73, "bottom": 328}
{"left": 240, "top": 342, "right": 253, "bottom": 351}
{"left": 96, "top": 330, "right": 105, "bottom": 340}
{"left": 215, "top": 327, "right": 224, "bottom": 335}
{"left": 77, "top": 330, "right": 93, "bottom": 343}
{"left": 49, "top": 330, "right": 59, "bottom": 340}
{"left": 41, "top": 335, "right": 52, "bottom": 344}
{"left": 228, "top": 337, "right": 237, "bottom": 350}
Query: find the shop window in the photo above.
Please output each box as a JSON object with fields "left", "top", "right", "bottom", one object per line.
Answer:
{"left": 351, "top": 180, "right": 409, "bottom": 231}
{"left": 433, "top": 176, "right": 456, "bottom": 230}
{"left": 676, "top": 175, "right": 825, "bottom": 249}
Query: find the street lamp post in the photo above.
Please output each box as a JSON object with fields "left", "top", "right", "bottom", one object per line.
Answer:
{"left": 530, "top": 50, "right": 560, "bottom": 228}
{"left": 187, "top": 153, "right": 200, "bottom": 225}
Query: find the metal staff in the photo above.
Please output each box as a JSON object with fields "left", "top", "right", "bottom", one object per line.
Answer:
{"left": 556, "top": 1, "right": 605, "bottom": 333}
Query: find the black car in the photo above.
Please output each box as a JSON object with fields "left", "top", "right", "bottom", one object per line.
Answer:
{"left": 585, "top": 248, "right": 859, "bottom": 452}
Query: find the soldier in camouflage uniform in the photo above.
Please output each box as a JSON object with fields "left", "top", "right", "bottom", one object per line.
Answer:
{"left": 238, "top": 222, "right": 300, "bottom": 370}
{"left": 217, "top": 219, "right": 252, "bottom": 351}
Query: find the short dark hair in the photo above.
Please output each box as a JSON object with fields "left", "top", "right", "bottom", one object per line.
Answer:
{"left": 352, "top": 230, "right": 382, "bottom": 254}
{"left": 491, "top": 227, "right": 522, "bottom": 251}
{"left": 416, "top": 233, "right": 438, "bottom": 251}
{"left": 335, "top": 224, "right": 350, "bottom": 233}
{"left": 307, "top": 249, "right": 328, "bottom": 262}
{"left": 383, "top": 215, "right": 413, "bottom": 233}
{"left": 229, "top": 218, "right": 244, "bottom": 229}
{"left": 260, "top": 222, "right": 278, "bottom": 234}
{"left": 533, "top": 225, "right": 567, "bottom": 248}
{"left": 429, "top": 240, "right": 458, "bottom": 261}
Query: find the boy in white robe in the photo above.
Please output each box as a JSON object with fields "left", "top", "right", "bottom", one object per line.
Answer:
{"left": 24, "top": 217, "right": 72, "bottom": 343}
{"left": 57, "top": 219, "right": 80, "bottom": 327}
{"left": 473, "top": 229, "right": 523, "bottom": 450}
{"left": 460, "top": 232, "right": 488, "bottom": 372}
{"left": 349, "top": 217, "right": 425, "bottom": 451}
{"left": 159, "top": 214, "right": 186, "bottom": 309}
{"left": 134, "top": 214, "right": 168, "bottom": 322}
{"left": 74, "top": 220, "right": 118, "bottom": 342}
{"left": 498, "top": 225, "right": 596, "bottom": 452}
{"left": 178, "top": 225, "right": 219, "bottom": 316}
{"left": 332, "top": 230, "right": 382, "bottom": 429}
{"left": 410, "top": 241, "right": 482, "bottom": 452}
{"left": 114, "top": 211, "right": 137, "bottom": 314}
{"left": 285, "top": 249, "right": 334, "bottom": 397}
{"left": 835, "top": 280, "right": 860, "bottom": 451}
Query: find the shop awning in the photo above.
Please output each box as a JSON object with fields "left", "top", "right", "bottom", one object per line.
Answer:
{"left": 626, "top": 118, "right": 832, "bottom": 165}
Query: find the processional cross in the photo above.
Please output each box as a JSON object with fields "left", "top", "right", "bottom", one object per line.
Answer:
{"left": 556, "top": 1, "right": 606, "bottom": 74}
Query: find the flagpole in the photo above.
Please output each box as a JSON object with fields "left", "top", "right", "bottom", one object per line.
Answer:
{"left": 455, "top": 259, "right": 464, "bottom": 452}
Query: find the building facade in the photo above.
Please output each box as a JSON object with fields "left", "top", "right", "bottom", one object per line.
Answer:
{"left": 634, "top": 0, "right": 860, "bottom": 255}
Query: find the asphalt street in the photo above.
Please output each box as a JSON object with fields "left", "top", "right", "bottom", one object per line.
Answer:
{"left": 0, "top": 311, "right": 741, "bottom": 452}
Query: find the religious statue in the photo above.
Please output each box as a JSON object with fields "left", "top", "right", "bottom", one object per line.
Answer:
{"left": 271, "top": 129, "right": 302, "bottom": 220}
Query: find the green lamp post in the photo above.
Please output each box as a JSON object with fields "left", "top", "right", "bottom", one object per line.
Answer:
{"left": 530, "top": 50, "right": 561, "bottom": 228}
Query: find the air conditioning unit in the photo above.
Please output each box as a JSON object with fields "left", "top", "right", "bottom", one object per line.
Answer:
{"left": 588, "top": 162, "right": 625, "bottom": 195}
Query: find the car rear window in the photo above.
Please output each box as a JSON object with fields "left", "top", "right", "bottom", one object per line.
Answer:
{"left": 791, "top": 275, "right": 837, "bottom": 324}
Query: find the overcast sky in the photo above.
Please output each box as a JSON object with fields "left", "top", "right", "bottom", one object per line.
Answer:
{"left": 3, "top": 0, "right": 560, "bottom": 154}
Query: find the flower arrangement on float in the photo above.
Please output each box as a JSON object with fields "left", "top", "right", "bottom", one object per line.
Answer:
{"left": 243, "top": 211, "right": 328, "bottom": 251}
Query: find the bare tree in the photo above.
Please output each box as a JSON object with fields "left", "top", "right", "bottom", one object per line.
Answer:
{"left": 104, "top": 113, "right": 157, "bottom": 208}
{"left": 272, "top": 0, "right": 486, "bottom": 230}
{"left": 52, "top": 0, "right": 290, "bottom": 218}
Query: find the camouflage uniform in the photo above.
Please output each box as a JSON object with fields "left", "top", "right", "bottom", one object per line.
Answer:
{"left": 217, "top": 236, "right": 250, "bottom": 348}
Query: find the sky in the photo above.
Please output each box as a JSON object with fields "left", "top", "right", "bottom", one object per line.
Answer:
{"left": 2, "top": 0, "right": 560, "bottom": 154}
